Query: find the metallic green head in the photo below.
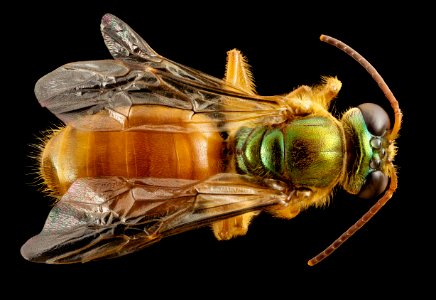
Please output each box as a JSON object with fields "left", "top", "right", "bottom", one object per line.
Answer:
{"left": 341, "top": 103, "right": 392, "bottom": 198}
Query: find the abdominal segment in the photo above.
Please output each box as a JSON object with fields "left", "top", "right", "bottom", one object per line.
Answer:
{"left": 40, "top": 106, "right": 226, "bottom": 197}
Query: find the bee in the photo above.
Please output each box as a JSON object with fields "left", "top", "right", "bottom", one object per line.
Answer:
{"left": 22, "top": 13, "right": 402, "bottom": 265}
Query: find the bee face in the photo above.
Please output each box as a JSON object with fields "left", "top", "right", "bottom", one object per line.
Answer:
{"left": 341, "top": 103, "right": 393, "bottom": 199}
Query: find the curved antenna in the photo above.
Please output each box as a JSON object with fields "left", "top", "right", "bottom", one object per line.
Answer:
{"left": 307, "top": 35, "right": 402, "bottom": 266}
{"left": 319, "top": 35, "right": 402, "bottom": 140}
{"left": 308, "top": 169, "right": 397, "bottom": 266}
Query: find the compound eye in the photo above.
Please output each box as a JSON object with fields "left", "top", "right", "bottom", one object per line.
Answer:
{"left": 357, "top": 170, "right": 389, "bottom": 199}
{"left": 358, "top": 103, "right": 390, "bottom": 136}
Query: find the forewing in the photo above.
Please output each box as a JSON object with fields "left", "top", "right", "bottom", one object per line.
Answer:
{"left": 21, "top": 175, "right": 287, "bottom": 264}
{"left": 34, "top": 14, "right": 285, "bottom": 131}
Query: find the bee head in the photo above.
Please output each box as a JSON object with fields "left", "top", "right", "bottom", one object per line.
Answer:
{"left": 341, "top": 103, "right": 397, "bottom": 198}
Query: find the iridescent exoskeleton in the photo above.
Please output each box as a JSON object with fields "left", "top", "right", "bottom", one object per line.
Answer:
{"left": 22, "top": 14, "right": 402, "bottom": 265}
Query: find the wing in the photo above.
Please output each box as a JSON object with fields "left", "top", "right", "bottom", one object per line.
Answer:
{"left": 34, "top": 13, "right": 286, "bottom": 131}
{"left": 21, "top": 174, "right": 288, "bottom": 264}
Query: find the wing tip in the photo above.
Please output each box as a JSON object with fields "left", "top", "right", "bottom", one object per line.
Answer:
{"left": 101, "top": 13, "right": 116, "bottom": 26}
{"left": 100, "top": 13, "right": 124, "bottom": 33}
{"left": 21, "top": 236, "right": 47, "bottom": 264}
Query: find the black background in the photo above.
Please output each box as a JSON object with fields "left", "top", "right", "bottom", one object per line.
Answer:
{"left": 10, "top": 1, "right": 432, "bottom": 296}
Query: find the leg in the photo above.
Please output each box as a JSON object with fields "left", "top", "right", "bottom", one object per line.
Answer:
{"left": 283, "top": 76, "right": 342, "bottom": 115}
{"left": 268, "top": 187, "right": 332, "bottom": 219}
{"left": 212, "top": 211, "right": 260, "bottom": 240}
{"left": 224, "top": 49, "right": 256, "bottom": 95}
{"left": 312, "top": 76, "right": 342, "bottom": 109}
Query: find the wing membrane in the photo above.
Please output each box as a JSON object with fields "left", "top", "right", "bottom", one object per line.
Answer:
{"left": 21, "top": 175, "right": 288, "bottom": 264}
{"left": 34, "top": 14, "right": 285, "bottom": 131}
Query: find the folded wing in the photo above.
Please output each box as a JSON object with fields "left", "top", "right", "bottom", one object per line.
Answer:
{"left": 21, "top": 174, "right": 288, "bottom": 264}
{"left": 34, "top": 14, "right": 284, "bottom": 131}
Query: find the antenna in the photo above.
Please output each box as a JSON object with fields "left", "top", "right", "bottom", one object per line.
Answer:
{"left": 319, "top": 35, "right": 402, "bottom": 140}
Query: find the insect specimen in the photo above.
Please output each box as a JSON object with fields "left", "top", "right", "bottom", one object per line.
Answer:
{"left": 21, "top": 13, "right": 402, "bottom": 265}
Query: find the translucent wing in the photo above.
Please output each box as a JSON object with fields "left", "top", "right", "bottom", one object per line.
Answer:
{"left": 34, "top": 13, "right": 285, "bottom": 131}
{"left": 21, "top": 174, "right": 288, "bottom": 264}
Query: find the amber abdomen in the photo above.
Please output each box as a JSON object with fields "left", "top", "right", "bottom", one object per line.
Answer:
{"left": 40, "top": 106, "right": 225, "bottom": 196}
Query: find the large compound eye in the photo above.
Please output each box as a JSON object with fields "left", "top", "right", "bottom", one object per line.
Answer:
{"left": 358, "top": 103, "right": 391, "bottom": 136}
{"left": 357, "top": 170, "right": 388, "bottom": 199}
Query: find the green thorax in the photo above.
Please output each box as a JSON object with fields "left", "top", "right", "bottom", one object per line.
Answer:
{"left": 235, "top": 116, "right": 344, "bottom": 188}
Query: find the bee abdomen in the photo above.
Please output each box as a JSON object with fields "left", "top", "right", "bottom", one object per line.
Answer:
{"left": 40, "top": 106, "right": 225, "bottom": 197}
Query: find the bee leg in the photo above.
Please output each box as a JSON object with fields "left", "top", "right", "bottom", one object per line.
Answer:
{"left": 212, "top": 211, "right": 261, "bottom": 240}
{"left": 211, "top": 49, "right": 259, "bottom": 241}
{"left": 266, "top": 190, "right": 302, "bottom": 219}
{"left": 283, "top": 85, "right": 320, "bottom": 115}
{"left": 268, "top": 205, "right": 301, "bottom": 219}
{"left": 283, "top": 76, "right": 342, "bottom": 114}
{"left": 268, "top": 187, "right": 327, "bottom": 219}
{"left": 224, "top": 49, "right": 256, "bottom": 95}
{"left": 312, "top": 76, "right": 342, "bottom": 109}
{"left": 269, "top": 187, "right": 333, "bottom": 220}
